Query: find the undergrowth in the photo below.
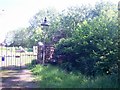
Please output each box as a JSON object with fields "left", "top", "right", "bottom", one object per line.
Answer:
{"left": 28, "top": 64, "right": 118, "bottom": 88}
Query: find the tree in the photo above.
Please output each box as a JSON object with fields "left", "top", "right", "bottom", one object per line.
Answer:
{"left": 54, "top": 1, "right": 118, "bottom": 76}
{"left": 6, "top": 28, "right": 29, "bottom": 47}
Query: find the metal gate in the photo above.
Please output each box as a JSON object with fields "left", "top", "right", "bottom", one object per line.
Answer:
{"left": 0, "top": 45, "right": 37, "bottom": 70}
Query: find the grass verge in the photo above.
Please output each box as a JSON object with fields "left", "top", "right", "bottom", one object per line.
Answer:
{"left": 28, "top": 64, "right": 118, "bottom": 88}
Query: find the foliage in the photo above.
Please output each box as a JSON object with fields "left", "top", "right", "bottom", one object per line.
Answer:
{"left": 5, "top": 1, "right": 118, "bottom": 79}
{"left": 29, "top": 64, "right": 118, "bottom": 88}
{"left": 55, "top": 2, "right": 118, "bottom": 76}
{"left": 6, "top": 4, "right": 98, "bottom": 47}
{"left": 5, "top": 28, "right": 30, "bottom": 47}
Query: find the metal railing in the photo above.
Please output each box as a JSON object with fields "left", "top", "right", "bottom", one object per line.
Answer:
{"left": 0, "top": 46, "right": 37, "bottom": 69}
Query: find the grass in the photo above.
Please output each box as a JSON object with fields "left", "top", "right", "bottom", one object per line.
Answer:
{"left": 28, "top": 64, "right": 118, "bottom": 88}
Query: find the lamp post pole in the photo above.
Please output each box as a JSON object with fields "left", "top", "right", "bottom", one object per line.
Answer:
{"left": 41, "top": 17, "right": 49, "bottom": 65}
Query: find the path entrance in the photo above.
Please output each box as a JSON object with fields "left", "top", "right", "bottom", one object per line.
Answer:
{"left": 0, "top": 66, "right": 39, "bottom": 88}
{"left": 0, "top": 46, "right": 39, "bottom": 88}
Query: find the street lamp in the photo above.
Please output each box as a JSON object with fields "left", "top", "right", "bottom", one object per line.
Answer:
{"left": 41, "top": 17, "right": 49, "bottom": 26}
{"left": 41, "top": 17, "right": 49, "bottom": 65}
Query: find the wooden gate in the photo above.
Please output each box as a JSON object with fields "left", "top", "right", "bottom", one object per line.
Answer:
{"left": 0, "top": 45, "right": 37, "bottom": 70}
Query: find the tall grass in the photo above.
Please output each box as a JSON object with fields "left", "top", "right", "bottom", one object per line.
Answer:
{"left": 29, "top": 64, "right": 118, "bottom": 88}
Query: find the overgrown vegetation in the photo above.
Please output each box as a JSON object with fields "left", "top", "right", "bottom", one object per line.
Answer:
{"left": 29, "top": 64, "right": 118, "bottom": 88}
{"left": 5, "top": 1, "right": 119, "bottom": 88}
{"left": 54, "top": 1, "right": 118, "bottom": 77}
{"left": 55, "top": 10, "right": 118, "bottom": 76}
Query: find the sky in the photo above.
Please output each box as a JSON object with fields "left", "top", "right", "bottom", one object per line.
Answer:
{"left": 0, "top": 0, "right": 119, "bottom": 43}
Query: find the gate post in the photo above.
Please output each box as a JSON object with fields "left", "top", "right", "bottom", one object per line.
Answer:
{"left": 45, "top": 45, "right": 55, "bottom": 62}
{"left": 37, "top": 42, "right": 44, "bottom": 64}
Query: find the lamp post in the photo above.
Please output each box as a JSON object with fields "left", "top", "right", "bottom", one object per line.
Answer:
{"left": 41, "top": 17, "right": 49, "bottom": 65}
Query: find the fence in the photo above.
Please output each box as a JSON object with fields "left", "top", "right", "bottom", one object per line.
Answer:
{"left": 0, "top": 46, "right": 37, "bottom": 69}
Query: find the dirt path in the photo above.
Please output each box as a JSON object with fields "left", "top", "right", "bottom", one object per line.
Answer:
{"left": 0, "top": 66, "right": 39, "bottom": 88}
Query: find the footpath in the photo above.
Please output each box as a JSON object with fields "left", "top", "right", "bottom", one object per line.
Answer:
{"left": 0, "top": 66, "right": 39, "bottom": 88}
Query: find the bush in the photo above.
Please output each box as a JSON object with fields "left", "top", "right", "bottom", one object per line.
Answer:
{"left": 31, "top": 59, "right": 39, "bottom": 65}
{"left": 27, "top": 48, "right": 33, "bottom": 52}
{"left": 54, "top": 12, "right": 118, "bottom": 76}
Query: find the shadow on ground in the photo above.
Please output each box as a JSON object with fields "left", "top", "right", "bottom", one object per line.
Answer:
{"left": 0, "top": 65, "right": 27, "bottom": 70}
{"left": 2, "top": 79, "right": 39, "bottom": 88}
{"left": 0, "top": 65, "right": 40, "bottom": 88}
